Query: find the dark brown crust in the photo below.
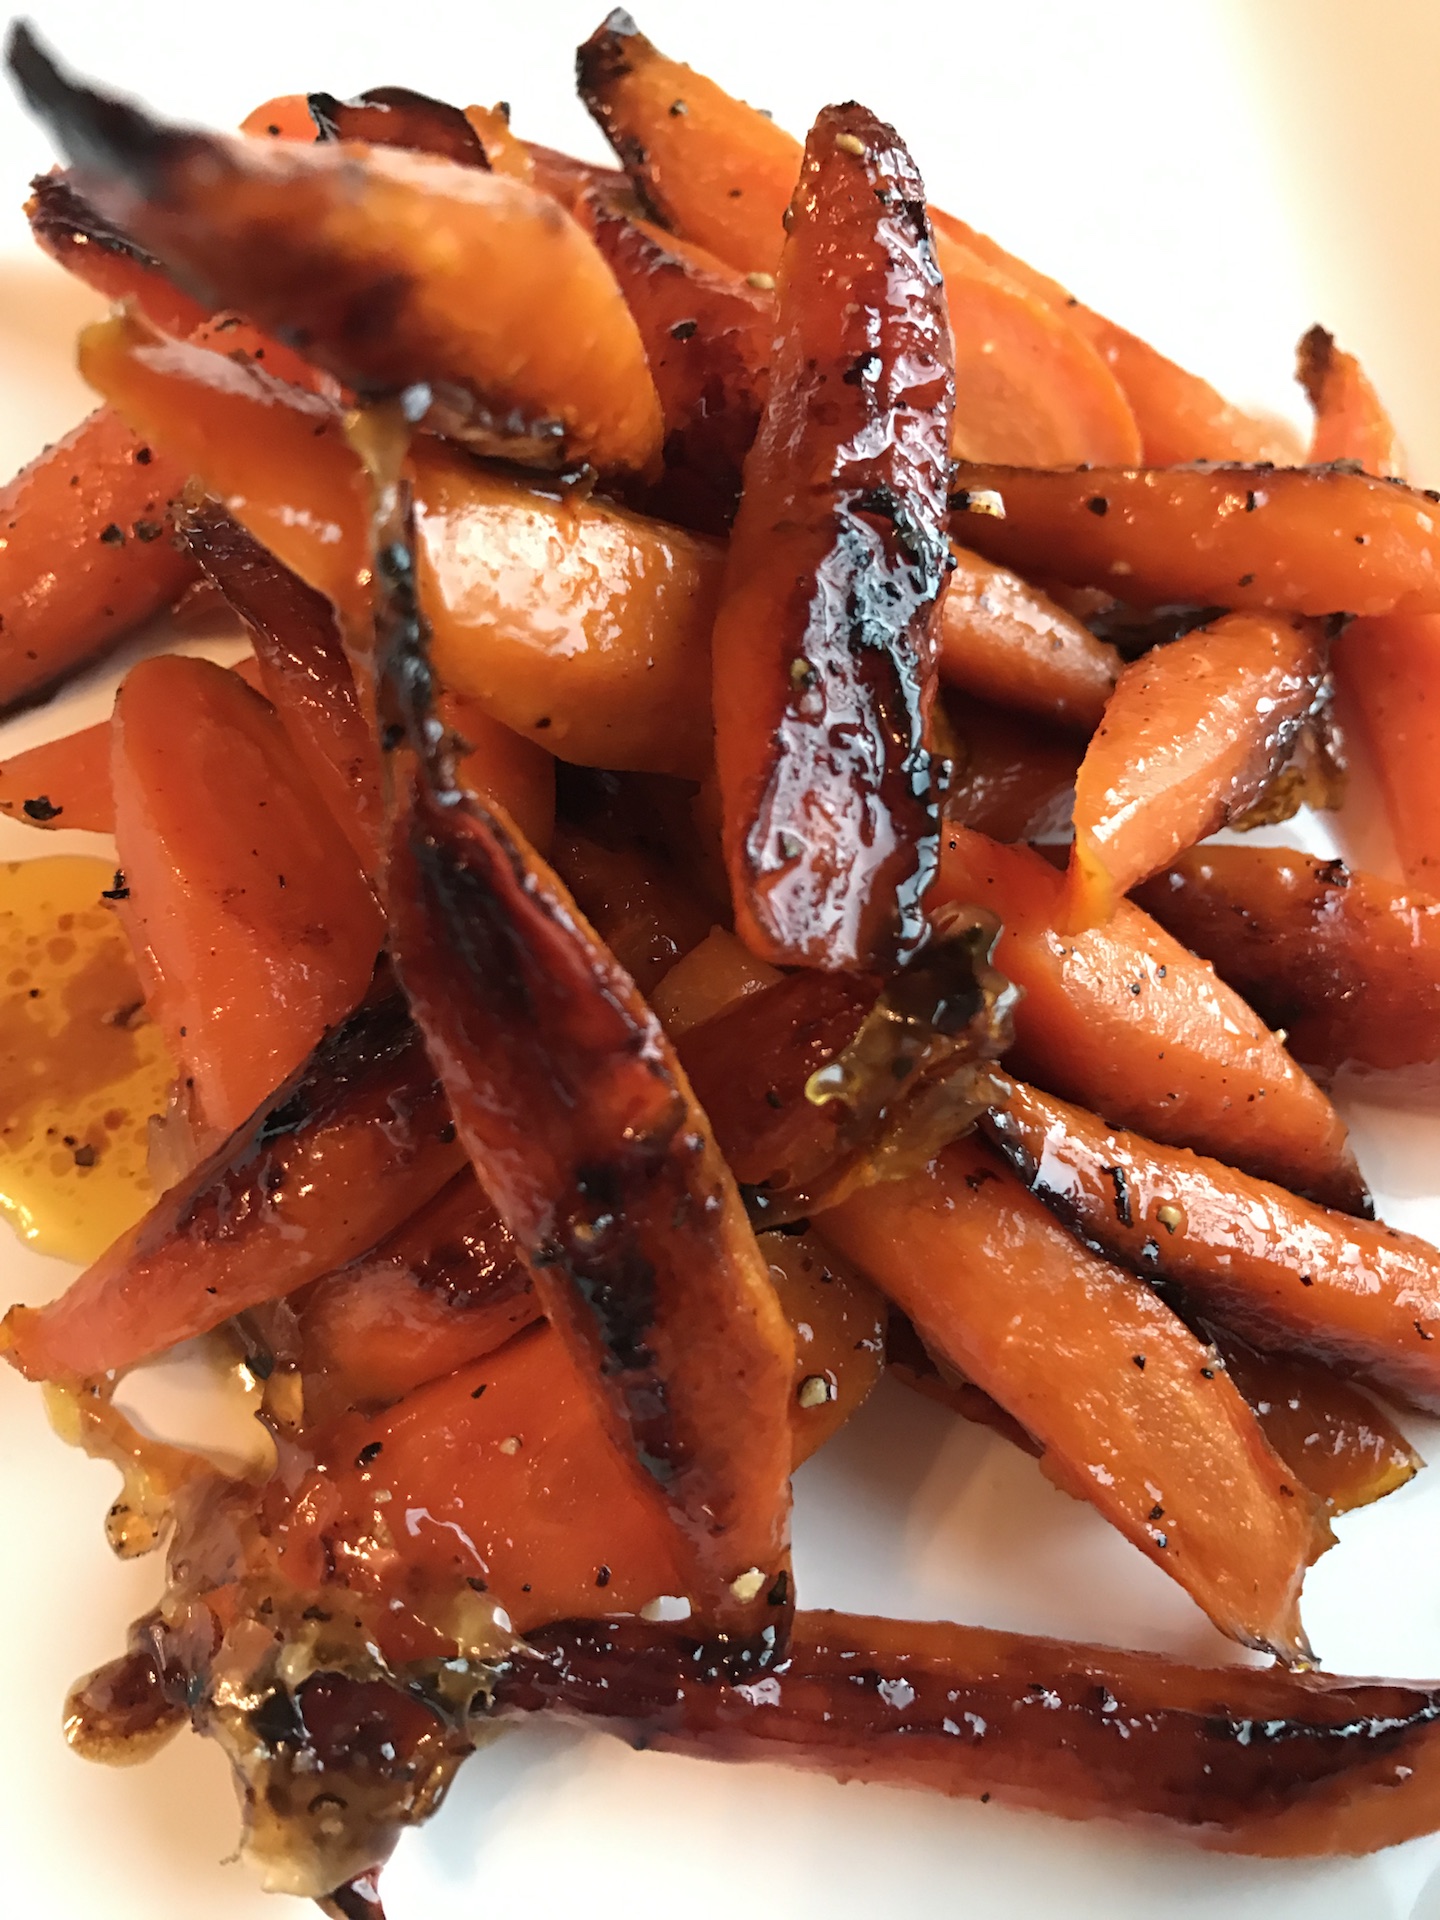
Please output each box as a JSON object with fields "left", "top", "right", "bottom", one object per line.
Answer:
{"left": 308, "top": 87, "right": 489, "bottom": 169}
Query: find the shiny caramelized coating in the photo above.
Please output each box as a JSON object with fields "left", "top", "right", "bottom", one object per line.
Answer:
{"left": 937, "top": 828, "right": 1367, "bottom": 1214}
{"left": 761, "top": 1229, "right": 888, "bottom": 1464}
{"left": 177, "top": 507, "right": 384, "bottom": 871}
{"left": 943, "top": 697, "right": 1081, "bottom": 843}
{"left": 1298, "top": 325, "right": 1404, "bottom": 477}
{"left": 26, "top": 170, "right": 209, "bottom": 336}
{"left": 549, "top": 830, "right": 715, "bottom": 993}
{"left": 308, "top": 85, "right": 490, "bottom": 167}
{"left": 111, "top": 654, "right": 384, "bottom": 1133}
{"left": 713, "top": 102, "right": 953, "bottom": 970}
{"left": 80, "top": 309, "right": 718, "bottom": 776}
{"left": 495, "top": 1610, "right": 1440, "bottom": 1856}
{"left": 1133, "top": 846, "right": 1440, "bottom": 1096}
{"left": 11, "top": 26, "right": 663, "bottom": 475}
{"left": 577, "top": 186, "right": 773, "bottom": 533}
{"left": 1, "top": 991, "right": 466, "bottom": 1380}
{"left": 938, "top": 547, "right": 1121, "bottom": 732}
{"left": 1065, "top": 612, "right": 1330, "bottom": 927}
{"left": 983, "top": 1076, "right": 1440, "bottom": 1411}
{"left": 821, "top": 1137, "right": 1324, "bottom": 1660}
{"left": 0, "top": 407, "right": 193, "bottom": 711}
{"left": 951, "top": 463, "right": 1440, "bottom": 618}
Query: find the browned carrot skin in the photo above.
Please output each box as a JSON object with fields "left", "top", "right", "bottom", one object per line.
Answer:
{"left": 26, "top": 170, "right": 209, "bottom": 336}
{"left": 308, "top": 86, "right": 489, "bottom": 166}
{"left": 937, "top": 827, "right": 1367, "bottom": 1214}
{"left": 983, "top": 1075, "right": 1440, "bottom": 1411}
{"left": 713, "top": 103, "right": 953, "bottom": 970}
{"left": 1299, "top": 325, "right": 1404, "bottom": 477}
{"left": 939, "top": 547, "right": 1120, "bottom": 732}
{"left": 952, "top": 464, "right": 1440, "bottom": 617}
{"left": 177, "top": 507, "right": 384, "bottom": 871}
{"left": 1133, "top": 846, "right": 1440, "bottom": 1096}
{"left": 1, "top": 991, "right": 466, "bottom": 1382}
{"left": 943, "top": 697, "right": 1080, "bottom": 843}
{"left": 495, "top": 1610, "right": 1440, "bottom": 1856}
{"left": 11, "top": 26, "right": 662, "bottom": 476}
{"left": 0, "top": 408, "right": 194, "bottom": 712}
{"left": 821, "top": 1137, "right": 1323, "bottom": 1660}
{"left": 578, "top": 187, "right": 772, "bottom": 533}
{"left": 1065, "top": 612, "right": 1329, "bottom": 927}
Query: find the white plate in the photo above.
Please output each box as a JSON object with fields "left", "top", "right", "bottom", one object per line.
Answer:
{"left": 5, "top": 5, "right": 1440, "bottom": 1916}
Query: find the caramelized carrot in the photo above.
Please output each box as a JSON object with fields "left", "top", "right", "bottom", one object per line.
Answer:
{"left": 713, "top": 102, "right": 953, "bottom": 970}
{"left": 1065, "top": 612, "right": 1329, "bottom": 926}
{"left": 936, "top": 826, "right": 1367, "bottom": 1212}
{"left": 14, "top": 27, "right": 662, "bottom": 475}
{"left": 983, "top": 1075, "right": 1440, "bottom": 1410}
{"left": 26, "top": 171, "right": 209, "bottom": 337}
{"left": 0, "top": 716, "right": 115, "bottom": 831}
{"left": 821, "top": 1136, "right": 1325, "bottom": 1659}
{"left": 1298, "top": 325, "right": 1404, "bottom": 477}
{"left": 764, "top": 1229, "right": 887, "bottom": 1464}
{"left": 81, "top": 309, "right": 718, "bottom": 776}
{"left": 498, "top": 1610, "right": 1440, "bottom": 1856}
{"left": 649, "top": 925, "right": 779, "bottom": 1037}
{"left": 307, "top": 85, "right": 489, "bottom": 166}
{"left": 951, "top": 463, "right": 1440, "bottom": 617}
{"left": 1133, "top": 846, "right": 1440, "bottom": 1096}
{"left": 440, "top": 687, "right": 556, "bottom": 857}
{"left": 938, "top": 547, "right": 1120, "bottom": 732}
{"left": 111, "top": 654, "right": 384, "bottom": 1132}
{"left": 550, "top": 829, "right": 714, "bottom": 992}
{"left": 2, "top": 992, "right": 465, "bottom": 1381}
{"left": 944, "top": 697, "right": 1081, "bottom": 842}
{"left": 0, "top": 408, "right": 193, "bottom": 711}
{"left": 463, "top": 103, "right": 535, "bottom": 181}
{"left": 237, "top": 93, "right": 318, "bottom": 142}
{"left": 576, "top": 14, "right": 1141, "bottom": 467}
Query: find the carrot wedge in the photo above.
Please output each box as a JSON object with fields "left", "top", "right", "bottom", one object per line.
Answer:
{"left": 938, "top": 547, "right": 1120, "bottom": 732}
{"left": 983, "top": 1075, "right": 1440, "bottom": 1411}
{"left": 10, "top": 25, "right": 662, "bottom": 476}
{"left": 497, "top": 1610, "right": 1440, "bottom": 1857}
{"left": 1298, "top": 325, "right": 1404, "bottom": 477}
{"left": 1133, "top": 846, "right": 1440, "bottom": 1096}
{"left": 80, "top": 308, "right": 718, "bottom": 776}
{"left": 1, "top": 991, "right": 465, "bottom": 1381}
{"left": 936, "top": 826, "right": 1366, "bottom": 1212}
{"left": 1065, "top": 612, "right": 1329, "bottom": 926}
{"left": 950, "top": 463, "right": 1440, "bottom": 617}
{"left": 307, "top": 85, "right": 489, "bottom": 166}
{"left": 820, "top": 1137, "right": 1325, "bottom": 1660}
{"left": 713, "top": 101, "right": 953, "bottom": 969}
{"left": 0, "top": 715, "right": 114, "bottom": 831}
{"left": 26, "top": 171, "right": 209, "bottom": 337}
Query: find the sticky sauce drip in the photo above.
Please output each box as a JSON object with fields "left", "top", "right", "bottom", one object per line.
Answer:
{"left": 0, "top": 855, "right": 174, "bottom": 1261}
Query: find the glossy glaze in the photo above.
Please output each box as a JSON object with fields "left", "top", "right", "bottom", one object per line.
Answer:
{"left": 712, "top": 102, "right": 953, "bottom": 969}
{"left": 943, "top": 696, "right": 1082, "bottom": 843}
{"left": 308, "top": 86, "right": 488, "bottom": 167}
{"left": 938, "top": 547, "right": 1120, "bottom": 732}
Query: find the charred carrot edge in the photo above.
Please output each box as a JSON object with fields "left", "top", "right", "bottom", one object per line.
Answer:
{"left": 1298, "top": 324, "right": 1405, "bottom": 477}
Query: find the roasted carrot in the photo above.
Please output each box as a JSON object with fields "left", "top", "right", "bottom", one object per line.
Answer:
{"left": 1133, "top": 846, "right": 1440, "bottom": 1096}
{"left": 463, "top": 103, "right": 535, "bottom": 181}
{"left": 937, "top": 826, "right": 1367, "bottom": 1212}
{"left": 764, "top": 1229, "right": 887, "bottom": 1465}
{"left": 576, "top": 13, "right": 1141, "bottom": 468}
{"left": 713, "top": 102, "right": 952, "bottom": 970}
{"left": 938, "top": 547, "right": 1121, "bottom": 732}
{"left": 497, "top": 1610, "right": 1440, "bottom": 1857}
{"left": 81, "top": 308, "right": 718, "bottom": 776}
{"left": 1065, "top": 612, "right": 1329, "bottom": 927}
{"left": 820, "top": 1136, "right": 1325, "bottom": 1660}
{"left": 440, "top": 687, "right": 556, "bottom": 857}
{"left": 951, "top": 463, "right": 1440, "bottom": 617}
{"left": 1, "top": 992, "right": 465, "bottom": 1381}
{"left": 1298, "top": 324, "right": 1404, "bottom": 477}
{"left": 550, "top": 830, "right": 714, "bottom": 992}
{"left": 943, "top": 696, "right": 1081, "bottom": 843}
{"left": 13, "top": 27, "right": 662, "bottom": 475}
{"left": 983, "top": 1075, "right": 1440, "bottom": 1410}
{"left": 0, "top": 716, "right": 116, "bottom": 831}
{"left": 237, "top": 93, "right": 319, "bottom": 142}
{"left": 26, "top": 171, "right": 209, "bottom": 337}
{"left": 307, "top": 85, "right": 490, "bottom": 166}
{"left": 111, "top": 654, "right": 384, "bottom": 1133}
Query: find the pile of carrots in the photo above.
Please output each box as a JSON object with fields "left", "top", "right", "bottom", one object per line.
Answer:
{"left": 6, "top": 13, "right": 1440, "bottom": 1914}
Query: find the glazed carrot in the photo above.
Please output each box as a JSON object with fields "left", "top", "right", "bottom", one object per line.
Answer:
{"left": 764, "top": 1229, "right": 887, "bottom": 1465}
{"left": 1336, "top": 615, "right": 1440, "bottom": 889}
{"left": 938, "top": 547, "right": 1121, "bottom": 732}
{"left": 1133, "top": 846, "right": 1440, "bottom": 1096}
{"left": 307, "top": 85, "right": 489, "bottom": 166}
{"left": 26, "top": 171, "right": 209, "bottom": 336}
{"left": 440, "top": 687, "right": 556, "bottom": 857}
{"left": 820, "top": 1136, "right": 1325, "bottom": 1660}
{"left": 237, "top": 93, "right": 318, "bottom": 141}
{"left": 0, "top": 717, "right": 115, "bottom": 831}
{"left": 14, "top": 28, "right": 663, "bottom": 475}
{"left": 1298, "top": 325, "right": 1404, "bottom": 477}
{"left": 382, "top": 585, "right": 795, "bottom": 1644}
{"left": 0, "top": 408, "right": 193, "bottom": 711}
{"left": 550, "top": 830, "right": 714, "bottom": 992}
{"left": 649, "top": 925, "right": 779, "bottom": 1037}
{"left": 498, "top": 1610, "right": 1440, "bottom": 1857}
{"left": 575, "top": 13, "right": 1142, "bottom": 467}
{"left": 1, "top": 992, "right": 465, "bottom": 1381}
{"left": 983, "top": 1075, "right": 1440, "bottom": 1410}
{"left": 297, "top": 1172, "right": 538, "bottom": 1421}
{"left": 81, "top": 309, "right": 718, "bottom": 776}
{"left": 177, "top": 507, "right": 384, "bottom": 871}
{"left": 951, "top": 463, "right": 1440, "bottom": 617}
{"left": 111, "top": 654, "right": 384, "bottom": 1133}
{"left": 524, "top": 140, "right": 623, "bottom": 210}
{"left": 714, "top": 102, "right": 953, "bottom": 970}
{"left": 1065, "top": 612, "right": 1329, "bottom": 927}
{"left": 936, "top": 826, "right": 1367, "bottom": 1212}
{"left": 463, "top": 103, "right": 535, "bottom": 181}
{"left": 944, "top": 697, "right": 1081, "bottom": 843}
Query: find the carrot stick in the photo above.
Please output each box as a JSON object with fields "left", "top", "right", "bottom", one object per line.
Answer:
{"left": 938, "top": 547, "right": 1120, "bottom": 732}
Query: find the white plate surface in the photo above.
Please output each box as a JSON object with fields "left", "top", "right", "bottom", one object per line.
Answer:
{"left": 5, "top": 4, "right": 1440, "bottom": 1916}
